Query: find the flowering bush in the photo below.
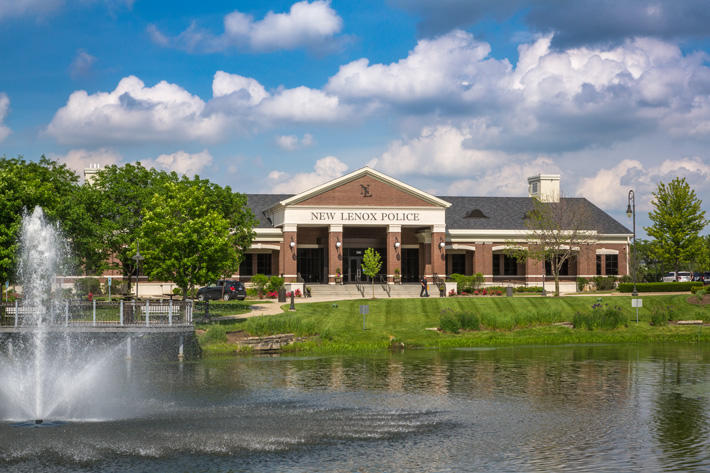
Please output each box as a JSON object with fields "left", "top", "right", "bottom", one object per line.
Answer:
{"left": 482, "top": 289, "right": 488, "bottom": 295}
{"left": 267, "top": 291, "right": 278, "bottom": 299}
{"left": 295, "top": 288, "right": 302, "bottom": 297}
{"left": 448, "top": 289, "right": 456, "bottom": 296}
{"left": 496, "top": 290, "right": 502, "bottom": 296}
{"left": 474, "top": 290, "right": 479, "bottom": 295}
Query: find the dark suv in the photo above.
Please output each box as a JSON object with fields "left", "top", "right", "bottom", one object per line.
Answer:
{"left": 196, "top": 280, "right": 246, "bottom": 301}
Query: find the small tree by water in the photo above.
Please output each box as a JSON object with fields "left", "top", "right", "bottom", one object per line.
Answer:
{"left": 361, "top": 248, "right": 382, "bottom": 299}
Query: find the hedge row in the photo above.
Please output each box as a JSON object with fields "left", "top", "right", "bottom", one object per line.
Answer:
{"left": 617, "top": 282, "right": 702, "bottom": 293}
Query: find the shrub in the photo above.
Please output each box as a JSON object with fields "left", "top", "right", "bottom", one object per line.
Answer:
{"left": 266, "top": 291, "right": 278, "bottom": 299}
{"left": 592, "top": 276, "right": 617, "bottom": 291}
{"left": 200, "top": 325, "right": 227, "bottom": 344}
{"left": 457, "top": 311, "right": 481, "bottom": 331}
{"left": 617, "top": 275, "right": 632, "bottom": 283}
{"left": 449, "top": 273, "right": 485, "bottom": 293}
{"left": 576, "top": 277, "right": 589, "bottom": 292}
{"left": 695, "top": 288, "right": 707, "bottom": 301}
{"left": 439, "top": 309, "right": 461, "bottom": 333}
{"left": 649, "top": 306, "right": 669, "bottom": 326}
{"left": 618, "top": 282, "right": 702, "bottom": 293}
{"left": 515, "top": 286, "right": 544, "bottom": 293}
{"left": 246, "top": 288, "right": 258, "bottom": 297}
{"left": 74, "top": 277, "right": 102, "bottom": 296}
{"left": 172, "top": 287, "right": 182, "bottom": 295}
{"left": 572, "top": 303, "right": 627, "bottom": 330}
{"left": 266, "top": 276, "right": 285, "bottom": 293}
{"left": 251, "top": 274, "right": 269, "bottom": 295}
{"left": 448, "top": 289, "right": 456, "bottom": 296}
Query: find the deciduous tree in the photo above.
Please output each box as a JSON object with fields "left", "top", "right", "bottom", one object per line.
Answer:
{"left": 361, "top": 248, "right": 382, "bottom": 299}
{"left": 139, "top": 180, "right": 255, "bottom": 298}
{"left": 507, "top": 198, "right": 596, "bottom": 296}
{"left": 645, "top": 177, "right": 707, "bottom": 276}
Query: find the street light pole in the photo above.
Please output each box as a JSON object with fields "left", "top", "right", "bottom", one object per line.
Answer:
{"left": 626, "top": 190, "right": 638, "bottom": 323}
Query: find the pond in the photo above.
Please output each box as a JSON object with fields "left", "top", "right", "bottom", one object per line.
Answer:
{"left": 1, "top": 344, "right": 709, "bottom": 472}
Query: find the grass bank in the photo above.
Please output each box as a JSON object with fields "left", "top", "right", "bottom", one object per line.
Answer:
{"left": 200, "top": 295, "right": 710, "bottom": 355}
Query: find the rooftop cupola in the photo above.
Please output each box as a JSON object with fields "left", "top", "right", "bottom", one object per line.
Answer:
{"left": 527, "top": 174, "right": 560, "bottom": 203}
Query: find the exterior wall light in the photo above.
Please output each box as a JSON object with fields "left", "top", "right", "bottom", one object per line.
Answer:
{"left": 289, "top": 239, "right": 296, "bottom": 249}
{"left": 394, "top": 241, "right": 400, "bottom": 249}
{"left": 336, "top": 240, "right": 342, "bottom": 248}
{"left": 439, "top": 241, "right": 446, "bottom": 249}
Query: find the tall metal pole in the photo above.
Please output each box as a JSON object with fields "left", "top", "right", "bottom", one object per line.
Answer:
{"left": 627, "top": 190, "right": 638, "bottom": 323}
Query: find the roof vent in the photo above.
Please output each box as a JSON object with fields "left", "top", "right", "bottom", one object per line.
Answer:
{"left": 464, "top": 209, "right": 488, "bottom": 219}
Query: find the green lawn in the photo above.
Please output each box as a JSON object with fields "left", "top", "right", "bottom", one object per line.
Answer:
{"left": 218, "top": 294, "right": 710, "bottom": 353}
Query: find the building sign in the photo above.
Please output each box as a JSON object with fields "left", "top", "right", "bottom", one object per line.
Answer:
{"left": 310, "top": 211, "right": 421, "bottom": 223}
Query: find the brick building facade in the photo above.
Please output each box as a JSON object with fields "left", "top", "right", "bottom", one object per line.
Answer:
{"left": 239, "top": 168, "right": 632, "bottom": 285}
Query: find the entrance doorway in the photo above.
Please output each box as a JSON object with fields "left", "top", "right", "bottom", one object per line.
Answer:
{"left": 297, "top": 248, "right": 325, "bottom": 283}
{"left": 343, "top": 248, "right": 385, "bottom": 283}
{"left": 402, "top": 248, "right": 419, "bottom": 282}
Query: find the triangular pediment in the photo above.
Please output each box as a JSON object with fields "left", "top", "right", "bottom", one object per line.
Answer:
{"left": 274, "top": 167, "right": 451, "bottom": 209}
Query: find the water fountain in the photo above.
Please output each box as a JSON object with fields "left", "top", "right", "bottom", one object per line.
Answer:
{"left": 0, "top": 207, "right": 128, "bottom": 423}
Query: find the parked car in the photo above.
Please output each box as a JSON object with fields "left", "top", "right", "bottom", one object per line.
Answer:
{"left": 196, "top": 280, "right": 246, "bottom": 301}
{"left": 662, "top": 271, "right": 692, "bottom": 282}
{"left": 692, "top": 272, "right": 710, "bottom": 284}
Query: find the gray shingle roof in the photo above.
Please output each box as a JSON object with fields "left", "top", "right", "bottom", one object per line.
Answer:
{"left": 246, "top": 194, "right": 292, "bottom": 228}
{"left": 438, "top": 196, "right": 632, "bottom": 233}
{"left": 245, "top": 193, "right": 631, "bottom": 234}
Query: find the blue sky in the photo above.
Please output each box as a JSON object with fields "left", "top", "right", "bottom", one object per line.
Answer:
{"left": 2, "top": 0, "right": 710, "bottom": 234}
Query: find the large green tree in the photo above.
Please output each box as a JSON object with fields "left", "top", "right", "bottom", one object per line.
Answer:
{"left": 0, "top": 156, "right": 88, "bottom": 290}
{"left": 86, "top": 162, "right": 176, "bottom": 286}
{"left": 139, "top": 180, "right": 255, "bottom": 297}
{"left": 645, "top": 177, "right": 707, "bottom": 276}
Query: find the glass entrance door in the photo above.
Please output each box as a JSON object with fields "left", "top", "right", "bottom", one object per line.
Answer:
{"left": 347, "top": 256, "right": 363, "bottom": 282}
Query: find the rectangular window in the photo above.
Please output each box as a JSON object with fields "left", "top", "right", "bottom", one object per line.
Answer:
{"left": 256, "top": 253, "right": 272, "bottom": 275}
{"left": 605, "top": 254, "right": 618, "bottom": 275}
{"left": 239, "top": 253, "right": 253, "bottom": 276}
{"left": 451, "top": 254, "right": 465, "bottom": 275}
{"left": 596, "top": 255, "right": 602, "bottom": 275}
{"left": 546, "top": 257, "right": 569, "bottom": 276}
{"left": 503, "top": 255, "right": 518, "bottom": 275}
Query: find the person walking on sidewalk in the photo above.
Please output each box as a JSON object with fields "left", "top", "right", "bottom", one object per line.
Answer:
{"left": 420, "top": 276, "right": 429, "bottom": 297}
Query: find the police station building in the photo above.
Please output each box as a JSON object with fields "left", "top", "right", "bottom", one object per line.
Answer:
{"left": 239, "top": 167, "right": 631, "bottom": 286}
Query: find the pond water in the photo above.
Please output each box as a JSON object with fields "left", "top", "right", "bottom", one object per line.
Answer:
{"left": 1, "top": 344, "right": 709, "bottom": 472}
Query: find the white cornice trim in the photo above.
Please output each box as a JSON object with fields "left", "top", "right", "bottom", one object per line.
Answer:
{"left": 596, "top": 248, "right": 620, "bottom": 255}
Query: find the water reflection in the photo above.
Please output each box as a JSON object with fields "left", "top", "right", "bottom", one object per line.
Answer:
{"left": 1, "top": 345, "right": 708, "bottom": 472}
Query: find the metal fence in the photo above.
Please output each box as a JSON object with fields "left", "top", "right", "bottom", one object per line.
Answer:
{"left": 0, "top": 299, "right": 194, "bottom": 327}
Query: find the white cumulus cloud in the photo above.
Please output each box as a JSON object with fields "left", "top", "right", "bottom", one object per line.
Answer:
{"left": 69, "top": 50, "right": 97, "bottom": 79}
{"left": 577, "top": 157, "right": 710, "bottom": 211}
{"left": 149, "top": 0, "right": 343, "bottom": 53}
{"left": 275, "top": 133, "right": 314, "bottom": 151}
{"left": 50, "top": 148, "right": 123, "bottom": 176}
{"left": 143, "top": 149, "right": 213, "bottom": 177}
{"left": 47, "top": 76, "right": 228, "bottom": 145}
{"left": 447, "top": 157, "right": 560, "bottom": 196}
{"left": 0, "top": 0, "right": 62, "bottom": 20}
{"left": 267, "top": 155, "right": 347, "bottom": 193}
{"left": 0, "top": 93, "right": 10, "bottom": 142}
{"left": 368, "top": 123, "right": 508, "bottom": 177}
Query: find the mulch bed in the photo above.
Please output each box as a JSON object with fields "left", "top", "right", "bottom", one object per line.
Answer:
{"left": 687, "top": 294, "right": 710, "bottom": 306}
